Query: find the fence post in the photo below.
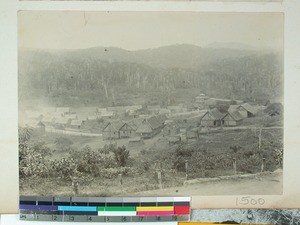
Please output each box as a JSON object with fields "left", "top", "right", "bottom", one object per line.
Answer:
{"left": 258, "top": 127, "right": 262, "bottom": 152}
{"left": 118, "top": 173, "right": 123, "bottom": 192}
{"left": 201, "top": 159, "right": 206, "bottom": 177}
{"left": 261, "top": 158, "right": 265, "bottom": 173}
{"left": 157, "top": 171, "right": 163, "bottom": 189}
{"left": 233, "top": 158, "right": 237, "bottom": 175}
{"left": 72, "top": 177, "right": 79, "bottom": 195}
{"left": 185, "top": 160, "right": 188, "bottom": 181}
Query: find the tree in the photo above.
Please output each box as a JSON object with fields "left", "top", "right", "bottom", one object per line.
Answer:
{"left": 264, "top": 103, "right": 283, "bottom": 116}
{"left": 111, "top": 145, "right": 130, "bottom": 167}
{"left": 173, "top": 143, "right": 194, "bottom": 172}
{"left": 19, "top": 127, "right": 51, "bottom": 178}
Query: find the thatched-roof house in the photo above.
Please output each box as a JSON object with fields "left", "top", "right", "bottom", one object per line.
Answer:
{"left": 228, "top": 103, "right": 257, "bottom": 118}
{"left": 199, "top": 108, "right": 224, "bottom": 127}
{"left": 103, "top": 121, "right": 135, "bottom": 139}
{"left": 136, "top": 116, "right": 163, "bottom": 139}
{"left": 222, "top": 110, "right": 243, "bottom": 126}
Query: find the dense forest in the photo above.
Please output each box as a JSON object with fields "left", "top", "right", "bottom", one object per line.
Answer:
{"left": 18, "top": 44, "right": 283, "bottom": 107}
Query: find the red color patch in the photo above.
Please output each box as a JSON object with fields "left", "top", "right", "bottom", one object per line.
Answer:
{"left": 174, "top": 206, "right": 190, "bottom": 215}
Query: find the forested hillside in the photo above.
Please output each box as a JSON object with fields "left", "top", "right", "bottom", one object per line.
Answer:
{"left": 18, "top": 44, "right": 283, "bottom": 107}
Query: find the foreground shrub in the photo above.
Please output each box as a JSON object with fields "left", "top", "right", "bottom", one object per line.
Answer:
{"left": 111, "top": 145, "right": 130, "bottom": 167}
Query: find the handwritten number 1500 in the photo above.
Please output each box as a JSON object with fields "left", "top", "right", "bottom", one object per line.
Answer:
{"left": 236, "top": 196, "right": 265, "bottom": 206}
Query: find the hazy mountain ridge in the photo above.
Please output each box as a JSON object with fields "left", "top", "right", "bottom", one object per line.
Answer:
{"left": 20, "top": 44, "right": 275, "bottom": 70}
{"left": 19, "top": 44, "right": 283, "bottom": 106}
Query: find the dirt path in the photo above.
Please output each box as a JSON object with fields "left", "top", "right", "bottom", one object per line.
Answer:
{"left": 130, "top": 171, "right": 282, "bottom": 196}
{"left": 222, "top": 126, "right": 283, "bottom": 131}
{"left": 45, "top": 127, "right": 102, "bottom": 137}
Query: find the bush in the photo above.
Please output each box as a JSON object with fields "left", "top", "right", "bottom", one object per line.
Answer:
{"left": 68, "top": 146, "right": 116, "bottom": 176}
{"left": 173, "top": 143, "right": 195, "bottom": 172}
{"left": 111, "top": 145, "right": 130, "bottom": 167}
{"left": 237, "top": 153, "right": 261, "bottom": 174}
{"left": 19, "top": 135, "right": 52, "bottom": 178}
{"left": 264, "top": 103, "right": 283, "bottom": 116}
{"left": 96, "top": 167, "right": 131, "bottom": 179}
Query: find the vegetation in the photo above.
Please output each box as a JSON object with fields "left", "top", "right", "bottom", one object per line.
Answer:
{"left": 19, "top": 46, "right": 283, "bottom": 108}
{"left": 19, "top": 128, "right": 133, "bottom": 194}
{"left": 265, "top": 102, "right": 284, "bottom": 116}
{"left": 112, "top": 145, "right": 130, "bottom": 167}
{"left": 20, "top": 127, "right": 283, "bottom": 196}
{"left": 18, "top": 44, "right": 284, "bottom": 196}
{"left": 19, "top": 127, "right": 51, "bottom": 178}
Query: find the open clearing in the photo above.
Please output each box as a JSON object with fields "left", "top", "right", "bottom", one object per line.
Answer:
{"left": 130, "top": 170, "right": 282, "bottom": 196}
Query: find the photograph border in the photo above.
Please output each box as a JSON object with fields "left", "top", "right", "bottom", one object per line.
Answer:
{"left": 1, "top": 0, "right": 300, "bottom": 214}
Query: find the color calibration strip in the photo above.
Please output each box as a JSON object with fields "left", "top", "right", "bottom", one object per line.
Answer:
{"left": 19, "top": 196, "right": 190, "bottom": 222}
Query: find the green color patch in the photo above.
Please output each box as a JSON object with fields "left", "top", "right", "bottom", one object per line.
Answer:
{"left": 96, "top": 207, "right": 105, "bottom": 211}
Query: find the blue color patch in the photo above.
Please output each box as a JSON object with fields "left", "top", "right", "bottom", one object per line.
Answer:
{"left": 19, "top": 205, "right": 58, "bottom": 211}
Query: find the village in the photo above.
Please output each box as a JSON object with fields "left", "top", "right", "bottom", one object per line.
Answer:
{"left": 17, "top": 10, "right": 285, "bottom": 197}
{"left": 20, "top": 93, "right": 282, "bottom": 150}
{"left": 18, "top": 90, "right": 284, "bottom": 197}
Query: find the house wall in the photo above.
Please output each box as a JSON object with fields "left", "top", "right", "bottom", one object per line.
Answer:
{"left": 119, "top": 129, "right": 135, "bottom": 138}
{"left": 223, "top": 114, "right": 235, "bottom": 126}
{"left": 139, "top": 128, "right": 161, "bottom": 139}
{"left": 163, "top": 126, "right": 179, "bottom": 136}
{"left": 103, "top": 130, "right": 119, "bottom": 139}
{"left": 103, "top": 124, "right": 120, "bottom": 139}
{"left": 139, "top": 132, "right": 153, "bottom": 139}
{"left": 224, "top": 120, "right": 237, "bottom": 126}
{"left": 223, "top": 114, "right": 242, "bottom": 126}
{"left": 200, "top": 113, "right": 219, "bottom": 127}
{"left": 200, "top": 120, "right": 214, "bottom": 127}
{"left": 119, "top": 124, "right": 136, "bottom": 138}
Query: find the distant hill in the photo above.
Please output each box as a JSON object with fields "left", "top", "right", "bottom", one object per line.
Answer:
{"left": 205, "top": 42, "right": 277, "bottom": 52}
{"left": 20, "top": 44, "right": 270, "bottom": 70}
{"left": 18, "top": 44, "right": 283, "bottom": 107}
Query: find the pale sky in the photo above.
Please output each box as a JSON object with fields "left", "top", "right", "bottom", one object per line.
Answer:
{"left": 18, "top": 11, "right": 283, "bottom": 51}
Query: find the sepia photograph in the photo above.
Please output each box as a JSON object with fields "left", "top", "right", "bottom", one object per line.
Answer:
{"left": 18, "top": 11, "right": 284, "bottom": 197}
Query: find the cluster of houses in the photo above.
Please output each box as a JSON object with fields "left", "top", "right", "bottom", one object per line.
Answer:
{"left": 20, "top": 93, "right": 264, "bottom": 143}
{"left": 21, "top": 106, "right": 140, "bottom": 133}
{"left": 192, "top": 93, "right": 245, "bottom": 110}
{"left": 102, "top": 115, "right": 167, "bottom": 140}
{"left": 199, "top": 103, "right": 257, "bottom": 127}
{"left": 19, "top": 104, "right": 179, "bottom": 139}
{"left": 162, "top": 102, "right": 260, "bottom": 142}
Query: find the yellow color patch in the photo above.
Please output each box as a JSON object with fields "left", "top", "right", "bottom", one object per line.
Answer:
{"left": 136, "top": 206, "right": 174, "bottom": 211}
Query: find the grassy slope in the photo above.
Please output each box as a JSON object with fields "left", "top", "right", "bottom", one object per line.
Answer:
{"left": 21, "top": 122, "right": 283, "bottom": 196}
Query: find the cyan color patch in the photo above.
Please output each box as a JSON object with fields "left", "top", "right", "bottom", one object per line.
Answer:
{"left": 57, "top": 206, "right": 97, "bottom": 212}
